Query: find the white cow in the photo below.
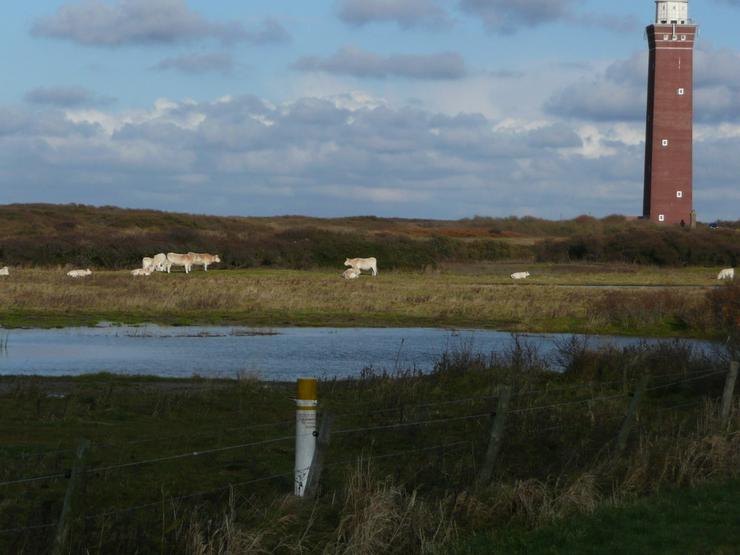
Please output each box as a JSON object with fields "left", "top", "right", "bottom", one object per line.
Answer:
{"left": 188, "top": 252, "right": 221, "bottom": 271}
{"left": 152, "top": 253, "right": 168, "bottom": 272}
{"left": 166, "top": 253, "right": 194, "bottom": 273}
{"left": 131, "top": 268, "right": 152, "bottom": 276}
{"left": 67, "top": 269, "right": 92, "bottom": 278}
{"left": 0, "top": 266, "right": 8, "bottom": 276}
{"left": 345, "top": 257, "right": 377, "bottom": 276}
{"left": 142, "top": 257, "right": 155, "bottom": 272}
{"left": 342, "top": 267, "right": 361, "bottom": 280}
{"left": 717, "top": 268, "right": 735, "bottom": 280}
{"left": 511, "top": 271, "right": 530, "bottom": 280}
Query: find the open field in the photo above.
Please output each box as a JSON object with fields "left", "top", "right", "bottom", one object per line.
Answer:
{"left": 0, "top": 340, "right": 737, "bottom": 553}
{"left": 0, "top": 264, "right": 726, "bottom": 336}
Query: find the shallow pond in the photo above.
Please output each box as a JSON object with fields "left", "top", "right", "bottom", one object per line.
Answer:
{"left": 0, "top": 326, "right": 716, "bottom": 381}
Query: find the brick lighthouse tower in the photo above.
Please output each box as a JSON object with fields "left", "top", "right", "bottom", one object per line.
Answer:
{"left": 643, "top": 0, "right": 697, "bottom": 225}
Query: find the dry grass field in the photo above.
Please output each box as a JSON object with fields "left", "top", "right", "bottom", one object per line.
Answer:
{"left": 0, "top": 263, "right": 721, "bottom": 336}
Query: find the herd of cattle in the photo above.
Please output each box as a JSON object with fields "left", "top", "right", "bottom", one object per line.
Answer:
{"left": 134, "top": 252, "right": 222, "bottom": 276}
{"left": 0, "top": 260, "right": 735, "bottom": 281}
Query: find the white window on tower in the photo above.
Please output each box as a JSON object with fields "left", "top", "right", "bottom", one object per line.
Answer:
{"left": 658, "top": 214, "right": 665, "bottom": 222}
{"left": 663, "top": 34, "right": 669, "bottom": 40}
{"left": 680, "top": 34, "right": 686, "bottom": 41}
{"left": 677, "top": 88, "right": 685, "bottom": 96}
{"left": 676, "top": 191, "right": 683, "bottom": 198}
{"left": 661, "top": 139, "right": 669, "bottom": 147}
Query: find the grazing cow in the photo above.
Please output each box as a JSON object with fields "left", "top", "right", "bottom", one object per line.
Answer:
{"left": 152, "top": 253, "right": 169, "bottom": 272}
{"left": 510, "top": 271, "right": 530, "bottom": 280}
{"left": 0, "top": 266, "right": 8, "bottom": 276}
{"left": 142, "top": 257, "right": 155, "bottom": 272}
{"left": 67, "top": 269, "right": 92, "bottom": 278}
{"left": 344, "top": 257, "right": 377, "bottom": 276}
{"left": 166, "top": 253, "right": 194, "bottom": 273}
{"left": 131, "top": 268, "right": 152, "bottom": 276}
{"left": 717, "top": 268, "right": 735, "bottom": 280}
{"left": 342, "top": 267, "right": 361, "bottom": 280}
{"left": 188, "top": 252, "right": 221, "bottom": 271}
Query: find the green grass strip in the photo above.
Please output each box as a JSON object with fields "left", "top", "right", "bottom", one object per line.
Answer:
{"left": 458, "top": 480, "right": 740, "bottom": 555}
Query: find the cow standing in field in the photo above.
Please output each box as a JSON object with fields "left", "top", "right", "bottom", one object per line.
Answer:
{"left": 152, "top": 253, "right": 169, "bottom": 272}
{"left": 188, "top": 252, "right": 221, "bottom": 271}
{"left": 166, "top": 253, "right": 194, "bottom": 273}
{"left": 142, "top": 257, "right": 155, "bottom": 272}
{"left": 717, "top": 268, "right": 735, "bottom": 280}
{"left": 67, "top": 269, "right": 92, "bottom": 278}
{"left": 510, "top": 271, "right": 530, "bottom": 280}
{"left": 345, "top": 257, "right": 377, "bottom": 276}
{"left": 0, "top": 266, "right": 8, "bottom": 276}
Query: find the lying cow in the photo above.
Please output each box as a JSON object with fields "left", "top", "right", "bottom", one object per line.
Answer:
{"left": 166, "top": 253, "right": 194, "bottom": 273}
{"left": 188, "top": 252, "right": 221, "bottom": 271}
{"left": 717, "top": 268, "right": 735, "bottom": 280}
{"left": 131, "top": 268, "right": 152, "bottom": 276}
{"left": 511, "top": 271, "right": 530, "bottom": 280}
{"left": 67, "top": 269, "right": 92, "bottom": 278}
{"left": 345, "top": 257, "right": 377, "bottom": 276}
{"left": 342, "top": 267, "right": 361, "bottom": 280}
{"left": 0, "top": 266, "right": 8, "bottom": 276}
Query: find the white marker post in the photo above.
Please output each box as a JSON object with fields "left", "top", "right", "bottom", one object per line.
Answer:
{"left": 294, "top": 377, "right": 318, "bottom": 497}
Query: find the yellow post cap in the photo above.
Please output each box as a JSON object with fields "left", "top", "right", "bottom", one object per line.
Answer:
{"left": 296, "top": 377, "right": 318, "bottom": 401}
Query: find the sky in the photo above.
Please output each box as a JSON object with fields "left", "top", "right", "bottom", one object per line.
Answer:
{"left": 1, "top": 0, "right": 739, "bottom": 221}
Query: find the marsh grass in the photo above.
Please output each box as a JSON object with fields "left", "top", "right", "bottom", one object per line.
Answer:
{"left": 0, "top": 339, "right": 737, "bottom": 553}
{"left": 0, "top": 266, "right": 718, "bottom": 336}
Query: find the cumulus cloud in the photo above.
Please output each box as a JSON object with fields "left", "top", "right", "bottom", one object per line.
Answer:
{"left": 153, "top": 52, "right": 234, "bottom": 75}
{"left": 24, "top": 86, "right": 116, "bottom": 107}
{"left": 336, "top": 0, "right": 452, "bottom": 29}
{"left": 459, "top": 0, "right": 575, "bottom": 34}
{"left": 31, "top": 1, "right": 290, "bottom": 46}
{"left": 293, "top": 47, "right": 467, "bottom": 80}
{"left": 0, "top": 93, "right": 736, "bottom": 219}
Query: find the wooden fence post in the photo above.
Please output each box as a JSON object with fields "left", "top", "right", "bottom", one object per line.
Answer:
{"left": 303, "top": 413, "right": 334, "bottom": 499}
{"left": 475, "top": 385, "right": 512, "bottom": 488}
{"left": 617, "top": 373, "right": 650, "bottom": 453}
{"left": 721, "top": 361, "right": 739, "bottom": 428}
{"left": 52, "top": 438, "right": 90, "bottom": 555}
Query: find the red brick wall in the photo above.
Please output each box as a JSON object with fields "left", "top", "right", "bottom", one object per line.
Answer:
{"left": 643, "top": 24, "right": 696, "bottom": 225}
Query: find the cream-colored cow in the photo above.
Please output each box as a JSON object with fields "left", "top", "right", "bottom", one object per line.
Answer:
{"left": 188, "top": 252, "right": 221, "bottom": 271}
{"left": 67, "top": 269, "right": 92, "bottom": 278}
{"left": 0, "top": 266, "right": 8, "bottom": 276}
{"left": 166, "top": 253, "right": 194, "bottom": 273}
{"left": 342, "top": 267, "right": 361, "bottom": 280}
{"left": 511, "top": 271, "right": 530, "bottom": 280}
{"left": 142, "top": 257, "right": 155, "bottom": 272}
{"left": 344, "top": 257, "right": 377, "bottom": 276}
{"left": 717, "top": 268, "right": 735, "bottom": 280}
{"left": 131, "top": 268, "right": 152, "bottom": 276}
{"left": 152, "top": 253, "right": 168, "bottom": 272}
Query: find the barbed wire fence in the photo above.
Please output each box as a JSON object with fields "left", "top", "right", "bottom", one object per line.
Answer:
{"left": 0, "top": 362, "right": 735, "bottom": 551}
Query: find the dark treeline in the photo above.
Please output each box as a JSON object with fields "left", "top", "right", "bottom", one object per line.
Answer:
{"left": 536, "top": 227, "right": 739, "bottom": 267}
{"left": 0, "top": 204, "right": 528, "bottom": 269}
{"left": 0, "top": 203, "right": 737, "bottom": 269}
